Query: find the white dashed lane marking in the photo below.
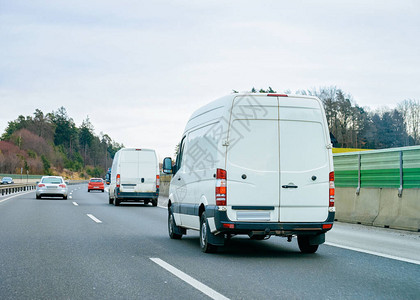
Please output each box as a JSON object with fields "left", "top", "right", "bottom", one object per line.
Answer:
{"left": 150, "top": 258, "right": 229, "bottom": 300}
{"left": 87, "top": 214, "right": 102, "bottom": 223}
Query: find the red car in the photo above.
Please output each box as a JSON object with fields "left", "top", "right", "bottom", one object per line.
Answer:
{"left": 88, "top": 178, "right": 104, "bottom": 192}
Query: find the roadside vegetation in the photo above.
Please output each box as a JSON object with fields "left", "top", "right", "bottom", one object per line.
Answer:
{"left": 0, "top": 107, "right": 122, "bottom": 178}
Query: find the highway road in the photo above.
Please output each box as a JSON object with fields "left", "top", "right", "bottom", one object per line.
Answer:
{"left": 1, "top": 185, "right": 419, "bottom": 300}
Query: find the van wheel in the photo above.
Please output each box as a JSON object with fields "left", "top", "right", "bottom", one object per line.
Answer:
{"left": 108, "top": 194, "right": 113, "bottom": 205}
{"left": 36, "top": 195, "right": 41, "bottom": 199}
{"left": 144, "top": 199, "right": 150, "bottom": 205}
{"left": 168, "top": 210, "right": 182, "bottom": 239}
{"left": 114, "top": 196, "right": 120, "bottom": 206}
{"left": 152, "top": 199, "right": 158, "bottom": 207}
{"left": 298, "top": 236, "right": 319, "bottom": 254}
{"left": 200, "top": 212, "right": 217, "bottom": 253}
{"left": 63, "top": 195, "right": 67, "bottom": 200}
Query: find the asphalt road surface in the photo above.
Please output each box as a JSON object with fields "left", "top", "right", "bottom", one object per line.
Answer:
{"left": 1, "top": 184, "right": 419, "bottom": 300}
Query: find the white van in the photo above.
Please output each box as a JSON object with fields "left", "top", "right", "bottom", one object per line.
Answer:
{"left": 109, "top": 148, "right": 160, "bottom": 206}
{"left": 162, "top": 93, "right": 335, "bottom": 253}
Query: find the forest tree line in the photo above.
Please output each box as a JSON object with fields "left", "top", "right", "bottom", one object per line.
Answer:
{"left": 0, "top": 107, "right": 122, "bottom": 177}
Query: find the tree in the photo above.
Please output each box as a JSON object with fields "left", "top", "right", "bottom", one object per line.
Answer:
{"left": 397, "top": 99, "right": 420, "bottom": 145}
{"left": 49, "top": 107, "right": 78, "bottom": 154}
{"left": 79, "top": 116, "right": 94, "bottom": 166}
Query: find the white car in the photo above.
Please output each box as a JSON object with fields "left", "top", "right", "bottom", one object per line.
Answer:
{"left": 163, "top": 93, "right": 335, "bottom": 253}
{"left": 36, "top": 176, "right": 68, "bottom": 199}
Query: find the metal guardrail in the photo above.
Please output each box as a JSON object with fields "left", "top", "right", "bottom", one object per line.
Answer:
{"left": 0, "top": 181, "right": 88, "bottom": 197}
{"left": 0, "top": 183, "right": 37, "bottom": 196}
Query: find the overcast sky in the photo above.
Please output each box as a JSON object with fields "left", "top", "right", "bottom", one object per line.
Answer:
{"left": 1, "top": 0, "right": 419, "bottom": 159}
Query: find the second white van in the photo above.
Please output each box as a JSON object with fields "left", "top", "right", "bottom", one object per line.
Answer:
{"left": 109, "top": 148, "right": 160, "bottom": 206}
{"left": 163, "top": 93, "right": 335, "bottom": 253}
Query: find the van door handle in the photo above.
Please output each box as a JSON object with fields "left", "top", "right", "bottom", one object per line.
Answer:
{"left": 282, "top": 184, "right": 298, "bottom": 189}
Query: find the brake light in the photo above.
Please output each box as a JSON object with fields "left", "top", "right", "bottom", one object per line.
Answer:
{"left": 267, "top": 94, "right": 288, "bottom": 97}
{"left": 223, "top": 223, "right": 234, "bottom": 229}
{"left": 116, "top": 174, "right": 120, "bottom": 188}
{"left": 215, "top": 168, "right": 227, "bottom": 206}
{"left": 38, "top": 184, "right": 45, "bottom": 188}
{"left": 59, "top": 184, "right": 66, "bottom": 188}
{"left": 156, "top": 175, "right": 160, "bottom": 189}
{"left": 329, "top": 171, "right": 335, "bottom": 207}
{"left": 323, "top": 224, "right": 333, "bottom": 230}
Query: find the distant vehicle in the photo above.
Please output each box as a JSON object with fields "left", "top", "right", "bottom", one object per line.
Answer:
{"left": 162, "top": 93, "right": 335, "bottom": 253}
{"left": 36, "top": 176, "right": 68, "bottom": 199}
{"left": 105, "top": 168, "right": 111, "bottom": 185}
{"left": 1, "top": 177, "right": 14, "bottom": 184}
{"left": 88, "top": 178, "right": 104, "bottom": 192}
{"left": 108, "top": 148, "right": 159, "bottom": 206}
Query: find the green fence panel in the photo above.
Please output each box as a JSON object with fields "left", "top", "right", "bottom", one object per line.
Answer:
{"left": 360, "top": 169, "right": 400, "bottom": 188}
{"left": 360, "top": 151, "right": 400, "bottom": 188}
{"left": 403, "top": 148, "right": 420, "bottom": 188}
{"left": 0, "top": 173, "right": 43, "bottom": 179}
{"left": 333, "top": 145, "right": 420, "bottom": 189}
{"left": 403, "top": 168, "right": 420, "bottom": 188}
{"left": 335, "top": 170, "right": 358, "bottom": 187}
{"left": 334, "top": 155, "right": 359, "bottom": 187}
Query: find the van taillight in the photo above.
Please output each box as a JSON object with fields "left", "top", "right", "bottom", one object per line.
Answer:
{"left": 329, "top": 172, "right": 335, "bottom": 207}
{"left": 116, "top": 174, "right": 121, "bottom": 188}
{"left": 156, "top": 175, "right": 160, "bottom": 189}
{"left": 216, "top": 168, "right": 227, "bottom": 206}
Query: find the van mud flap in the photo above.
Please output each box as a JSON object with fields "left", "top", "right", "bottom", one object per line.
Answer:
{"left": 207, "top": 232, "right": 225, "bottom": 246}
{"left": 308, "top": 233, "right": 325, "bottom": 245}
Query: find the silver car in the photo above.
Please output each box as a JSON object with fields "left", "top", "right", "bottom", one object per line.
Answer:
{"left": 36, "top": 176, "right": 68, "bottom": 199}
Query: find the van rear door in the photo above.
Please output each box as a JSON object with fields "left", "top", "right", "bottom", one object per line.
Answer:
{"left": 120, "top": 149, "right": 157, "bottom": 193}
{"left": 278, "top": 97, "right": 330, "bottom": 222}
{"left": 226, "top": 95, "right": 280, "bottom": 222}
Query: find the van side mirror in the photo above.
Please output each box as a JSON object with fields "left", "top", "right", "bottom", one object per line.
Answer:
{"left": 162, "top": 157, "right": 173, "bottom": 174}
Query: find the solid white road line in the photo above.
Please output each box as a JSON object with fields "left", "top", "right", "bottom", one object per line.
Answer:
{"left": 72, "top": 202, "right": 78, "bottom": 206}
{"left": 87, "top": 214, "right": 102, "bottom": 223}
{"left": 0, "top": 190, "right": 34, "bottom": 204}
{"left": 325, "top": 242, "right": 420, "bottom": 265}
{"left": 150, "top": 258, "right": 229, "bottom": 300}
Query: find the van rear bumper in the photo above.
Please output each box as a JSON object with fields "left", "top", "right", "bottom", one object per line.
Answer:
{"left": 115, "top": 188, "right": 159, "bottom": 200}
{"left": 207, "top": 206, "right": 335, "bottom": 236}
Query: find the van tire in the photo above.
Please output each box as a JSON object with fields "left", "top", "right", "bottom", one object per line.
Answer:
{"left": 168, "top": 210, "right": 182, "bottom": 239}
{"left": 152, "top": 199, "right": 158, "bottom": 207}
{"left": 114, "top": 196, "right": 120, "bottom": 206}
{"left": 200, "top": 212, "right": 217, "bottom": 253}
{"left": 298, "top": 236, "right": 319, "bottom": 254}
{"left": 108, "top": 195, "right": 113, "bottom": 205}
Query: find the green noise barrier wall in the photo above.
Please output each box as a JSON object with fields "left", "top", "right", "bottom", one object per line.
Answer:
{"left": 334, "top": 145, "right": 420, "bottom": 191}
{"left": 333, "top": 145, "right": 420, "bottom": 231}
